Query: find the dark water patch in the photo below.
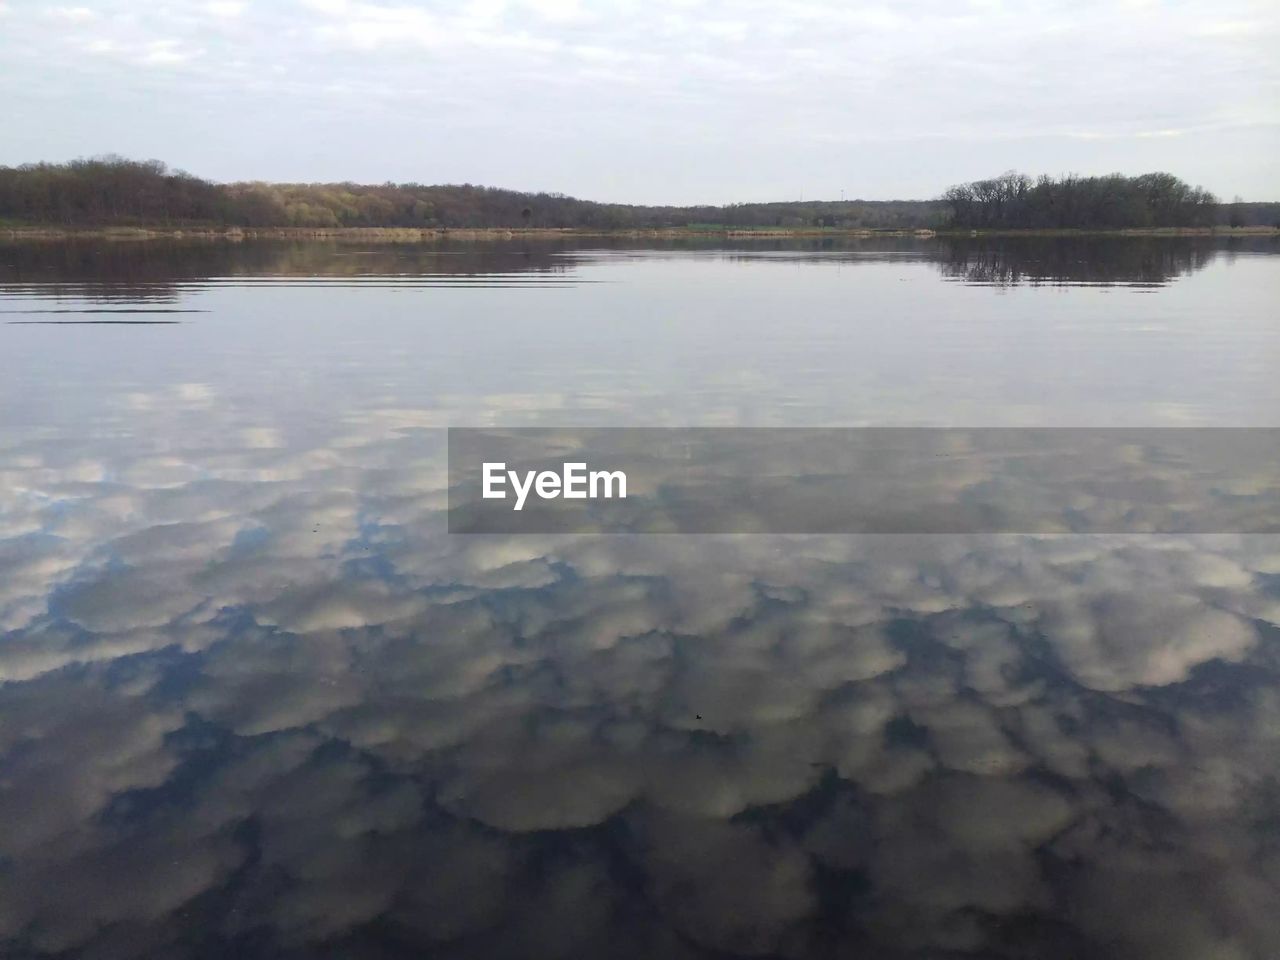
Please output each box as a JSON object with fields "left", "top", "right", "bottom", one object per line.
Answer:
{"left": 7, "top": 323, "right": 184, "bottom": 327}
{"left": 0, "top": 307, "right": 206, "bottom": 313}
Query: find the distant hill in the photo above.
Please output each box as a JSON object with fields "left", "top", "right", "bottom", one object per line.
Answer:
{"left": 1, "top": 156, "right": 1274, "bottom": 231}
{"left": 0, "top": 157, "right": 943, "bottom": 230}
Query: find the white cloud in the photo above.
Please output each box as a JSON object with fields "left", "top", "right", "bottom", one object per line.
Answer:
{"left": 0, "top": 0, "right": 1275, "bottom": 197}
{"left": 47, "top": 5, "right": 95, "bottom": 22}
{"left": 137, "top": 38, "right": 203, "bottom": 66}
{"left": 518, "top": 0, "right": 584, "bottom": 23}
{"left": 206, "top": 0, "right": 246, "bottom": 16}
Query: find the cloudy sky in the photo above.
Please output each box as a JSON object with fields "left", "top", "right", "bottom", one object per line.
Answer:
{"left": 1, "top": 0, "right": 1277, "bottom": 202}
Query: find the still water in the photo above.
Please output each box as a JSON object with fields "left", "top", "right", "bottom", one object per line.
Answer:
{"left": 1, "top": 236, "right": 1278, "bottom": 959}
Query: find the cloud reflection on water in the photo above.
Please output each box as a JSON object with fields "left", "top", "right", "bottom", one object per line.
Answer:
{"left": 1, "top": 238, "right": 1279, "bottom": 958}
{"left": 2, "top": 412, "right": 1279, "bottom": 958}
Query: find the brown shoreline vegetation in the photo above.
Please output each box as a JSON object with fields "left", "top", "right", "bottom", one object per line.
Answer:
{"left": 2, "top": 225, "right": 1277, "bottom": 243}
{"left": 4, "top": 159, "right": 1279, "bottom": 238}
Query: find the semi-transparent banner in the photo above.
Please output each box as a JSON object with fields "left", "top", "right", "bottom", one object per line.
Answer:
{"left": 447, "top": 428, "right": 1280, "bottom": 534}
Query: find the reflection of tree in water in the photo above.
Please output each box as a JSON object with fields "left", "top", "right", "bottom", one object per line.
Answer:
{"left": 0, "top": 239, "right": 586, "bottom": 302}
{"left": 936, "top": 236, "right": 1240, "bottom": 286}
{"left": 3, "top": 236, "right": 1275, "bottom": 302}
{"left": 0, "top": 236, "right": 932, "bottom": 306}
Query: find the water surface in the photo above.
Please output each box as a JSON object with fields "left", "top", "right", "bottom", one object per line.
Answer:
{"left": 1, "top": 236, "right": 1279, "bottom": 959}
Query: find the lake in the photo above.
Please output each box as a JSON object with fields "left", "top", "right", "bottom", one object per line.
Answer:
{"left": 1, "top": 235, "right": 1279, "bottom": 959}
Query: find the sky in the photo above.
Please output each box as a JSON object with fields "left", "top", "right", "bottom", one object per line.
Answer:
{"left": 0, "top": 0, "right": 1277, "bottom": 203}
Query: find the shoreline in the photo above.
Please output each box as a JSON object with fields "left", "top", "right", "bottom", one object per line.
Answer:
{"left": 1, "top": 225, "right": 1276, "bottom": 242}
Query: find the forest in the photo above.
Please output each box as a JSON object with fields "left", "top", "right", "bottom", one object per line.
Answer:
{"left": 0, "top": 157, "right": 1274, "bottom": 231}
{"left": 940, "top": 171, "right": 1221, "bottom": 229}
{"left": 0, "top": 157, "right": 939, "bottom": 230}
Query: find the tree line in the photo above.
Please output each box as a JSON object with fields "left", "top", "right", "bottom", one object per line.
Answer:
{"left": 940, "top": 171, "right": 1226, "bottom": 229}
{"left": 0, "top": 157, "right": 944, "bottom": 229}
{"left": 0, "top": 156, "right": 1274, "bottom": 231}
